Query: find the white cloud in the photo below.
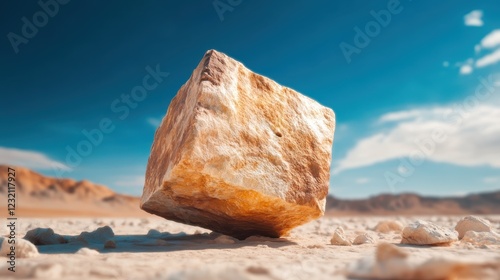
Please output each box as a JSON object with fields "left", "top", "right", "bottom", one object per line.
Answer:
{"left": 476, "top": 48, "right": 500, "bottom": 68}
{"left": 460, "top": 64, "right": 473, "bottom": 75}
{"left": 0, "top": 147, "right": 70, "bottom": 171}
{"left": 483, "top": 177, "right": 499, "bottom": 184}
{"left": 464, "top": 10, "right": 483, "bottom": 27}
{"left": 355, "top": 178, "right": 370, "bottom": 184}
{"left": 480, "top": 30, "right": 500, "bottom": 49}
{"left": 456, "top": 30, "right": 500, "bottom": 74}
{"left": 147, "top": 117, "right": 161, "bottom": 128}
{"left": 334, "top": 104, "right": 500, "bottom": 174}
{"left": 378, "top": 109, "right": 422, "bottom": 123}
{"left": 443, "top": 61, "right": 449, "bottom": 67}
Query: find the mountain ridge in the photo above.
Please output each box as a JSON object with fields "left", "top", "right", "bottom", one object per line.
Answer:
{"left": 1, "top": 165, "right": 499, "bottom": 216}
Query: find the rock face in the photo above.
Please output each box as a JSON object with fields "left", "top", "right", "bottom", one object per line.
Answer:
{"left": 141, "top": 50, "right": 336, "bottom": 239}
{"left": 455, "top": 216, "right": 492, "bottom": 239}
{"left": 401, "top": 220, "right": 458, "bottom": 246}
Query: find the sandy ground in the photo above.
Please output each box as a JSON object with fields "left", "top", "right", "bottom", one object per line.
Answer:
{"left": 1, "top": 215, "right": 499, "bottom": 280}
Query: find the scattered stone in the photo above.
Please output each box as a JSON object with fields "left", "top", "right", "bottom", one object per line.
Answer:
{"left": 330, "top": 227, "right": 351, "bottom": 246}
{"left": 0, "top": 237, "right": 39, "bottom": 258}
{"left": 246, "top": 266, "right": 270, "bottom": 275}
{"left": 347, "top": 243, "right": 500, "bottom": 279}
{"left": 140, "top": 49, "right": 336, "bottom": 239}
{"left": 104, "top": 239, "right": 116, "bottom": 249}
{"left": 76, "top": 226, "right": 114, "bottom": 244}
{"left": 147, "top": 229, "right": 162, "bottom": 237}
{"left": 76, "top": 248, "right": 100, "bottom": 255}
{"left": 455, "top": 216, "right": 492, "bottom": 239}
{"left": 401, "top": 220, "right": 458, "bottom": 246}
{"left": 375, "top": 242, "right": 408, "bottom": 262}
{"left": 374, "top": 220, "right": 404, "bottom": 233}
{"left": 23, "top": 228, "right": 66, "bottom": 245}
{"left": 214, "top": 235, "right": 237, "bottom": 244}
{"left": 461, "top": 231, "right": 500, "bottom": 246}
{"left": 353, "top": 233, "right": 376, "bottom": 245}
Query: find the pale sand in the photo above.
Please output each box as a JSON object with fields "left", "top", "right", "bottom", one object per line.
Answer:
{"left": 1, "top": 215, "right": 499, "bottom": 280}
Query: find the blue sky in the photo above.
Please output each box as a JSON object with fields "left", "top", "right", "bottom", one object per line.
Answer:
{"left": 1, "top": 0, "right": 500, "bottom": 198}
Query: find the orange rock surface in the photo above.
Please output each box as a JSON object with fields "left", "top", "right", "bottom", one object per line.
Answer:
{"left": 141, "top": 50, "right": 335, "bottom": 239}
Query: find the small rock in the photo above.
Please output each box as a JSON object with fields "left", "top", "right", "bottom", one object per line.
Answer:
{"left": 330, "top": 227, "right": 352, "bottom": 246}
{"left": 0, "top": 237, "right": 39, "bottom": 258}
{"left": 77, "top": 226, "right": 114, "bottom": 244}
{"left": 23, "top": 228, "right": 66, "bottom": 245}
{"left": 104, "top": 239, "right": 116, "bottom": 249}
{"left": 455, "top": 216, "right": 492, "bottom": 239}
{"left": 76, "top": 248, "right": 100, "bottom": 255}
{"left": 147, "top": 229, "right": 162, "bottom": 237}
{"left": 401, "top": 220, "right": 458, "bottom": 246}
{"left": 246, "top": 266, "right": 270, "bottom": 275}
{"left": 375, "top": 242, "right": 409, "bottom": 262}
{"left": 461, "top": 231, "right": 500, "bottom": 246}
{"left": 347, "top": 243, "right": 500, "bottom": 280}
{"left": 374, "top": 220, "right": 404, "bottom": 233}
{"left": 353, "top": 233, "right": 376, "bottom": 245}
{"left": 214, "top": 235, "right": 237, "bottom": 244}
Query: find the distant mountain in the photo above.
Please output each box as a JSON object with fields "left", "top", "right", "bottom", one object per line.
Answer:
{"left": 1, "top": 165, "right": 498, "bottom": 217}
{"left": 0, "top": 165, "right": 146, "bottom": 217}
{"left": 326, "top": 191, "right": 500, "bottom": 215}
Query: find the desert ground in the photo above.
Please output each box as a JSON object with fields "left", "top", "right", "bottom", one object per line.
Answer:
{"left": 1, "top": 215, "right": 499, "bottom": 280}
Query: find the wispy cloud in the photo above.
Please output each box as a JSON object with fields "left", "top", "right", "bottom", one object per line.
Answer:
{"left": 0, "top": 146, "right": 70, "bottom": 171}
{"left": 146, "top": 117, "right": 161, "bottom": 128}
{"left": 458, "top": 30, "right": 500, "bottom": 75}
{"left": 334, "top": 104, "right": 500, "bottom": 174}
{"left": 464, "top": 10, "right": 483, "bottom": 27}
{"left": 480, "top": 30, "right": 500, "bottom": 49}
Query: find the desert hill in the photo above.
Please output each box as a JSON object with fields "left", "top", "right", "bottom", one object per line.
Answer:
{"left": 1, "top": 165, "right": 499, "bottom": 217}
{"left": 0, "top": 165, "right": 146, "bottom": 217}
{"left": 326, "top": 191, "right": 500, "bottom": 216}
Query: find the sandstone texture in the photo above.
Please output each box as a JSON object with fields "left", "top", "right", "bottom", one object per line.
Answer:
{"left": 455, "top": 216, "right": 492, "bottom": 239}
{"left": 141, "top": 50, "right": 335, "bottom": 239}
{"left": 401, "top": 220, "right": 458, "bottom": 246}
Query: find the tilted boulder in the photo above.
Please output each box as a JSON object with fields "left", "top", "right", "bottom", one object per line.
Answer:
{"left": 141, "top": 50, "right": 335, "bottom": 239}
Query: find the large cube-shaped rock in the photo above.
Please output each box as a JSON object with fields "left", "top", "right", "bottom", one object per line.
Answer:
{"left": 141, "top": 50, "right": 335, "bottom": 239}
